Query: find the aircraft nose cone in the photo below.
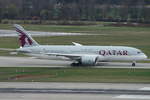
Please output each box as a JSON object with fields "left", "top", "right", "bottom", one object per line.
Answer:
{"left": 143, "top": 54, "right": 148, "bottom": 59}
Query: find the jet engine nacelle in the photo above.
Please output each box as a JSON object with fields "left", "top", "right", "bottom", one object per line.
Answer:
{"left": 80, "top": 55, "right": 98, "bottom": 66}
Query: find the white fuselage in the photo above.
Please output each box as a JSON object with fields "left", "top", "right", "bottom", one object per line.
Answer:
{"left": 17, "top": 45, "right": 147, "bottom": 61}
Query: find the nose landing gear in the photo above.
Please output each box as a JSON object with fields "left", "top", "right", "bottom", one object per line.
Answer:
{"left": 132, "top": 61, "right": 136, "bottom": 66}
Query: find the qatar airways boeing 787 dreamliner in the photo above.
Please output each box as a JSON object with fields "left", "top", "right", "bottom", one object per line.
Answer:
{"left": 14, "top": 24, "right": 147, "bottom": 66}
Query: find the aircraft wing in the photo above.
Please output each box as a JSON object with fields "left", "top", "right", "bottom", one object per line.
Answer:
{"left": 72, "top": 42, "right": 82, "bottom": 46}
{"left": 46, "top": 53, "right": 82, "bottom": 60}
{"left": 46, "top": 53, "right": 104, "bottom": 66}
{"left": 46, "top": 53, "right": 103, "bottom": 61}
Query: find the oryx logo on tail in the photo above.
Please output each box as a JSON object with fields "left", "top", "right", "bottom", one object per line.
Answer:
{"left": 14, "top": 24, "right": 39, "bottom": 47}
{"left": 16, "top": 28, "right": 33, "bottom": 47}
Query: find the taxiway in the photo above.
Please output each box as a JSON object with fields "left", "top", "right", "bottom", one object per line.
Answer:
{"left": 0, "top": 29, "right": 82, "bottom": 37}
{"left": 0, "top": 82, "right": 150, "bottom": 100}
{"left": 0, "top": 56, "right": 150, "bottom": 68}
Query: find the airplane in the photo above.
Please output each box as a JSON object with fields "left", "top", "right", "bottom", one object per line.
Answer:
{"left": 13, "top": 24, "right": 147, "bottom": 66}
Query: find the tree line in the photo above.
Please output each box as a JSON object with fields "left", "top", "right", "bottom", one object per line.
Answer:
{"left": 0, "top": 0, "right": 150, "bottom": 23}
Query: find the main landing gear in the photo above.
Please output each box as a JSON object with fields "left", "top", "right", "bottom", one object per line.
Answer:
{"left": 71, "top": 61, "right": 82, "bottom": 66}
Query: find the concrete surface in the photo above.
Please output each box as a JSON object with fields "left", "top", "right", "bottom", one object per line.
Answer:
{"left": 0, "top": 82, "right": 150, "bottom": 90}
{"left": 0, "top": 82, "right": 150, "bottom": 100}
{"left": 0, "top": 56, "right": 150, "bottom": 68}
{"left": 0, "top": 29, "right": 83, "bottom": 37}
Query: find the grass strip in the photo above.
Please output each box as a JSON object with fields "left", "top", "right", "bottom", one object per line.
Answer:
{"left": 0, "top": 67, "right": 150, "bottom": 83}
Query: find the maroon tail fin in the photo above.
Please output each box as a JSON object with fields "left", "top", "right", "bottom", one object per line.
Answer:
{"left": 14, "top": 24, "right": 39, "bottom": 47}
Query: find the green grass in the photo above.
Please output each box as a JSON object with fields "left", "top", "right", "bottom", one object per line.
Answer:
{"left": 0, "top": 24, "right": 150, "bottom": 57}
{"left": 0, "top": 67, "right": 150, "bottom": 83}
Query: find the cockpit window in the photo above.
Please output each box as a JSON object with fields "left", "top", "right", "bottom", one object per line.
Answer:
{"left": 137, "top": 51, "right": 142, "bottom": 54}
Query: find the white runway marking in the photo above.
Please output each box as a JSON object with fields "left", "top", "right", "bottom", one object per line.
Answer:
{"left": 115, "top": 95, "right": 150, "bottom": 99}
{"left": 139, "top": 87, "right": 150, "bottom": 91}
{"left": 115, "top": 87, "right": 150, "bottom": 99}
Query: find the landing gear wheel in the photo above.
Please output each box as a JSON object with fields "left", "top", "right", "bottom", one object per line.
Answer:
{"left": 71, "top": 62, "right": 81, "bottom": 66}
{"left": 132, "top": 62, "right": 136, "bottom": 66}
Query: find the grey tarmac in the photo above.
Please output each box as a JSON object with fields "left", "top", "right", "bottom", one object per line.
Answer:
{"left": 0, "top": 29, "right": 82, "bottom": 37}
{"left": 0, "top": 82, "right": 150, "bottom": 100}
{"left": 0, "top": 56, "right": 150, "bottom": 68}
{"left": 0, "top": 29, "right": 103, "bottom": 37}
{"left": 0, "top": 93, "right": 124, "bottom": 100}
